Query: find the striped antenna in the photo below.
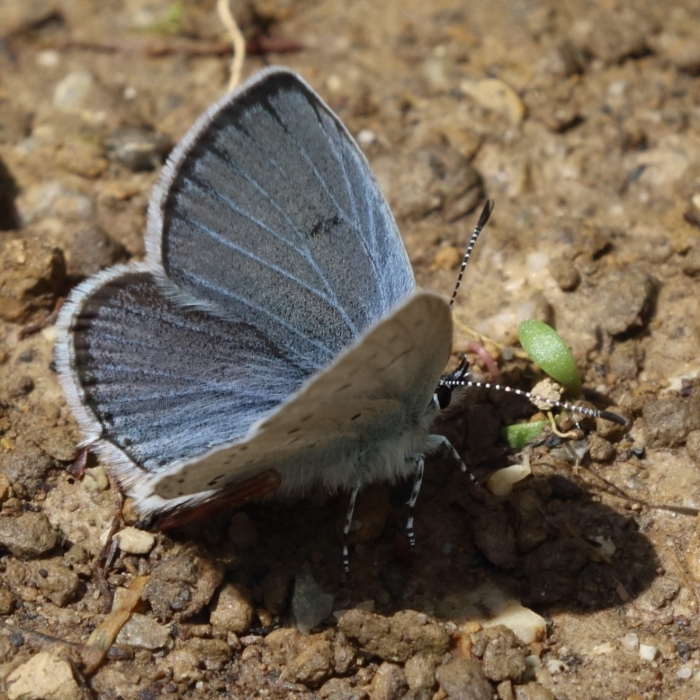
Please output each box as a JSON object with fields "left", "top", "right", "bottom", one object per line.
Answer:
{"left": 441, "top": 377, "right": 629, "bottom": 426}
{"left": 450, "top": 199, "right": 495, "bottom": 307}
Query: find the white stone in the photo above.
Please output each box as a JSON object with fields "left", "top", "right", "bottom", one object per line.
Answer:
{"left": 357, "top": 129, "right": 376, "bottom": 146}
{"left": 478, "top": 588, "right": 546, "bottom": 644}
{"left": 53, "top": 70, "right": 94, "bottom": 110}
{"left": 526, "top": 251, "right": 549, "bottom": 274}
{"left": 114, "top": 526, "right": 155, "bottom": 555}
{"left": 487, "top": 463, "right": 532, "bottom": 496}
{"left": 621, "top": 632, "right": 639, "bottom": 651}
{"left": 7, "top": 652, "right": 81, "bottom": 700}
{"left": 639, "top": 644, "right": 658, "bottom": 661}
{"left": 37, "top": 50, "right": 59, "bottom": 68}
{"left": 546, "top": 659, "right": 568, "bottom": 674}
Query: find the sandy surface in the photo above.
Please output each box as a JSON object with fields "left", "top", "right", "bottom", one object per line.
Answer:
{"left": 1, "top": 0, "right": 700, "bottom": 698}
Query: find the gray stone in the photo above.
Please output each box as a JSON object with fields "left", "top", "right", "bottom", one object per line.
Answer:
{"left": 291, "top": 562, "right": 334, "bottom": 634}
{"left": 0, "top": 511, "right": 57, "bottom": 559}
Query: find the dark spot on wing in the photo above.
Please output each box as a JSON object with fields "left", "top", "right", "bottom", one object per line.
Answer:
{"left": 309, "top": 215, "right": 340, "bottom": 238}
{"left": 351, "top": 413, "right": 362, "bottom": 420}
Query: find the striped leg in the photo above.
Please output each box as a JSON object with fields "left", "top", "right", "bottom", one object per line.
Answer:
{"left": 405, "top": 453, "right": 425, "bottom": 549}
{"left": 342, "top": 484, "right": 361, "bottom": 574}
{"left": 426, "top": 433, "right": 477, "bottom": 485}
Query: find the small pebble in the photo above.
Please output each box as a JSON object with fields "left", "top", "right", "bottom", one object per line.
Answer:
{"left": 210, "top": 583, "right": 254, "bottom": 634}
{"left": 0, "top": 587, "right": 15, "bottom": 614}
{"left": 596, "top": 269, "right": 654, "bottom": 336}
{"left": 621, "top": 633, "right": 639, "bottom": 651}
{"left": 487, "top": 463, "right": 532, "bottom": 497}
{"left": 160, "top": 647, "right": 202, "bottom": 683}
{"left": 33, "top": 560, "right": 80, "bottom": 606}
{"left": 643, "top": 397, "right": 700, "bottom": 448}
{"left": 143, "top": 551, "right": 223, "bottom": 620}
{"left": 473, "top": 626, "right": 527, "bottom": 683}
{"left": 116, "top": 612, "right": 171, "bottom": 649}
{"left": 652, "top": 31, "right": 700, "bottom": 73}
{"left": 460, "top": 78, "right": 525, "bottom": 124}
{"left": 497, "top": 679, "right": 515, "bottom": 700}
{"left": 513, "top": 682, "right": 556, "bottom": 700}
{"left": 432, "top": 245, "right": 462, "bottom": 271}
{"left": 369, "top": 662, "right": 407, "bottom": 700}
{"left": 404, "top": 653, "right": 437, "bottom": 691}
{"left": 0, "top": 511, "right": 57, "bottom": 558}
{"left": 288, "top": 635, "right": 335, "bottom": 687}
{"left": 7, "top": 652, "right": 81, "bottom": 700}
{"left": 0, "top": 473, "right": 11, "bottom": 502}
{"left": 482, "top": 601, "right": 547, "bottom": 646}
{"left": 587, "top": 435, "right": 615, "bottom": 462}
{"left": 548, "top": 256, "right": 581, "bottom": 291}
{"left": 114, "top": 527, "right": 155, "bottom": 555}
{"left": 639, "top": 644, "right": 658, "bottom": 661}
{"left": 291, "top": 563, "right": 334, "bottom": 634}
{"left": 546, "top": 659, "right": 567, "bottom": 674}
{"left": 357, "top": 129, "right": 376, "bottom": 146}
{"left": 82, "top": 466, "right": 109, "bottom": 492}
{"left": 37, "top": 50, "right": 60, "bottom": 68}
{"left": 0, "top": 238, "right": 65, "bottom": 323}
{"left": 435, "top": 658, "right": 494, "bottom": 700}
{"left": 676, "top": 665, "right": 693, "bottom": 680}
{"left": 105, "top": 127, "right": 172, "bottom": 172}
{"left": 187, "top": 637, "right": 231, "bottom": 671}
{"left": 686, "top": 429, "right": 700, "bottom": 461}
{"left": 62, "top": 223, "right": 128, "bottom": 278}
{"left": 53, "top": 70, "right": 94, "bottom": 111}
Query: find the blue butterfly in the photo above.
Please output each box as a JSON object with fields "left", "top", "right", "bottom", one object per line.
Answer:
{"left": 55, "top": 68, "right": 468, "bottom": 554}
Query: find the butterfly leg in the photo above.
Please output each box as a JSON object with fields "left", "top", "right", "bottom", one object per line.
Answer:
{"left": 405, "top": 453, "right": 425, "bottom": 549}
{"left": 426, "top": 434, "right": 477, "bottom": 484}
{"left": 342, "top": 484, "right": 361, "bottom": 575}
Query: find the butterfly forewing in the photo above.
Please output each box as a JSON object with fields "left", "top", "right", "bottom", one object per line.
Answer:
{"left": 147, "top": 68, "right": 415, "bottom": 367}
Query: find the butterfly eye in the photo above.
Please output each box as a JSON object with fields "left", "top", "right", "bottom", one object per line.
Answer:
{"left": 436, "top": 384, "right": 452, "bottom": 410}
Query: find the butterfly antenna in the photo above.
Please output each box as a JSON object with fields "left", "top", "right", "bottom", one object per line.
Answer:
{"left": 441, "top": 376, "right": 629, "bottom": 426}
{"left": 449, "top": 199, "right": 495, "bottom": 307}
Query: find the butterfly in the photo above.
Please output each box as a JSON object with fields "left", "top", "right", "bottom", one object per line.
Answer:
{"left": 55, "top": 67, "right": 477, "bottom": 560}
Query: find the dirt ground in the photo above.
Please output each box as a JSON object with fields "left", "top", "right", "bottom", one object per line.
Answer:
{"left": 1, "top": 0, "right": 700, "bottom": 699}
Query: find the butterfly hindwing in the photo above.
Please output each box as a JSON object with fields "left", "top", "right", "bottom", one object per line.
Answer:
{"left": 55, "top": 266, "right": 311, "bottom": 495}
{"left": 152, "top": 292, "right": 452, "bottom": 504}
